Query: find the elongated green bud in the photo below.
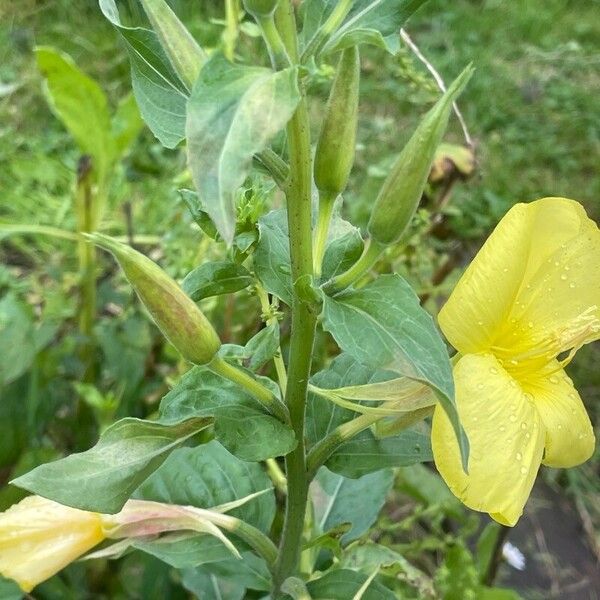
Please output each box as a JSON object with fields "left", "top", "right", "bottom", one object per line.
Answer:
{"left": 314, "top": 46, "right": 360, "bottom": 199}
{"left": 88, "top": 233, "right": 220, "bottom": 364}
{"left": 368, "top": 65, "right": 474, "bottom": 245}
{"left": 242, "top": 0, "right": 279, "bottom": 18}
{"left": 139, "top": 0, "right": 206, "bottom": 91}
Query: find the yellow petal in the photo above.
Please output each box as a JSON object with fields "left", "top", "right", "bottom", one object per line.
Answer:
{"left": 0, "top": 496, "right": 104, "bottom": 592}
{"left": 432, "top": 353, "right": 545, "bottom": 526}
{"left": 524, "top": 367, "right": 595, "bottom": 468}
{"left": 439, "top": 198, "right": 600, "bottom": 362}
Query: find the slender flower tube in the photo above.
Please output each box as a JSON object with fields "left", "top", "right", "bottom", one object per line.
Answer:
{"left": 0, "top": 492, "right": 268, "bottom": 592}
{"left": 432, "top": 197, "right": 598, "bottom": 526}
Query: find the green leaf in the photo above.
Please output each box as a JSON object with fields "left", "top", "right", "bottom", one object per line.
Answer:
{"left": 310, "top": 467, "right": 394, "bottom": 544}
{"left": 136, "top": 441, "right": 275, "bottom": 532}
{"left": 306, "top": 569, "right": 396, "bottom": 600}
{"left": 35, "top": 46, "right": 114, "bottom": 183}
{"left": 181, "top": 569, "right": 245, "bottom": 600}
{"left": 186, "top": 55, "right": 300, "bottom": 244}
{"left": 159, "top": 366, "right": 295, "bottom": 461}
{"left": 111, "top": 92, "right": 144, "bottom": 157}
{"left": 476, "top": 522, "right": 503, "bottom": 579}
{"left": 182, "top": 261, "right": 253, "bottom": 301}
{"left": 307, "top": 354, "right": 433, "bottom": 477}
{"left": 321, "top": 275, "right": 468, "bottom": 469}
{"left": 245, "top": 323, "right": 280, "bottom": 371}
{"left": 0, "top": 575, "right": 23, "bottom": 600}
{"left": 255, "top": 210, "right": 363, "bottom": 305}
{"left": 12, "top": 417, "right": 210, "bottom": 513}
{"left": 198, "top": 553, "right": 271, "bottom": 591}
{"left": 0, "top": 293, "right": 37, "bottom": 386}
{"left": 479, "top": 588, "right": 523, "bottom": 600}
{"left": 324, "top": 0, "right": 428, "bottom": 55}
{"left": 134, "top": 536, "right": 232, "bottom": 569}
{"left": 99, "top": 0, "right": 188, "bottom": 148}
{"left": 341, "top": 542, "right": 435, "bottom": 598}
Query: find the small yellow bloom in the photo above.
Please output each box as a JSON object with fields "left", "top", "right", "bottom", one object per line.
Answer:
{"left": 0, "top": 495, "right": 104, "bottom": 592}
{"left": 432, "top": 197, "right": 598, "bottom": 526}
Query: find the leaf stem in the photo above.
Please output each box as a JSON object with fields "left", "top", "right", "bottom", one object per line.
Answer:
{"left": 208, "top": 356, "right": 290, "bottom": 424}
{"left": 323, "top": 236, "right": 385, "bottom": 293}
{"left": 272, "top": 1, "right": 317, "bottom": 594}
{"left": 254, "top": 148, "right": 290, "bottom": 189}
{"left": 313, "top": 190, "right": 337, "bottom": 279}
{"left": 258, "top": 14, "right": 291, "bottom": 69}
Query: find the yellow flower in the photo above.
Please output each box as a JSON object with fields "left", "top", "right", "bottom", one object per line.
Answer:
{"left": 432, "top": 197, "right": 598, "bottom": 526}
{"left": 0, "top": 495, "right": 105, "bottom": 592}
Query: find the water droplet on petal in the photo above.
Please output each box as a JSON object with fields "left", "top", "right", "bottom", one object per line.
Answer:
{"left": 520, "top": 466, "right": 528, "bottom": 475}
{"left": 516, "top": 452, "right": 523, "bottom": 461}
{"left": 569, "top": 282, "right": 576, "bottom": 289}
{"left": 509, "top": 414, "right": 517, "bottom": 422}
{"left": 521, "top": 422, "right": 527, "bottom": 430}
{"left": 477, "top": 383, "right": 484, "bottom": 390}
{"left": 528, "top": 321, "right": 534, "bottom": 328}
{"left": 490, "top": 367, "right": 499, "bottom": 375}
{"left": 499, "top": 425, "right": 506, "bottom": 432}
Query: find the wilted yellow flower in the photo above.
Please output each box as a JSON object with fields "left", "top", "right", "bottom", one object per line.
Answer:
{"left": 432, "top": 197, "right": 598, "bottom": 526}
{"left": 0, "top": 495, "right": 104, "bottom": 592}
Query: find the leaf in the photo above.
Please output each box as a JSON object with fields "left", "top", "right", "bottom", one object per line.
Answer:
{"left": 0, "top": 293, "right": 37, "bottom": 386}
{"left": 306, "top": 569, "right": 396, "bottom": 600}
{"left": 159, "top": 366, "right": 295, "bottom": 461}
{"left": 181, "top": 569, "right": 245, "bottom": 600}
{"left": 254, "top": 210, "right": 363, "bottom": 305}
{"left": 199, "top": 553, "right": 271, "bottom": 591}
{"left": 112, "top": 92, "right": 144, "bottom": 157}
{"left": 35, "top": 46, "right": 114, "bottom": 182}
{"left": 136, "top": 442, "right": 275, "bottom": 533}
{"left": 0, "top": 575, "right": 23, "bottom": 600}
{"left": 321, "top": 275, "right": 468, "bottom": 468}
{"left": 12, "top": 417, "right": 210, "bottom": 513}
{"left": 310, "top": 467, "right": 394, "bottom": 544}
{"left": 186, "top": 55, "right": 300, "bottom": 244}
{"left": 182, "top": 261, "right": 253, "bottom": 301}
{"left": 99, "top": 0, "right": 188, "bottom": 148}
{"left": 341, "top": 542, "right": 435, "bottom": 598}
{"left": 307, "top": 354, "right": 433, "bottom": 477}
{"left": 245, "top": 323, "right": 280, "bottom": 371}
{"left": 323, "top": 0, "right": 428, "bottom": 55}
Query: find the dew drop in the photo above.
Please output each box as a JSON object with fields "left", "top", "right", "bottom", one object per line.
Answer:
{"left": 521, "top": 422, "right": 527, "bottom": 430}
{"left": 528, "top": 321, "right": 534, "bottom": 328}
{"left": 549, "top": 375, "right": 559, "bottom": 384}
{"left": 520, "top": 466, "right": 528, "bottom": 475}
{"left": 569, "top": 282, "right": 576, "bottom": 289}
{"left": 509, "top": 414, "right": 517, "bottom": 422}
{"left": 560, "top": 274, "right": 568, "bottom": 281}
{"left": 578, "top": 433, "right": 585, "bottom": 440}
{"left": 499, "top": 425, "right": 506, "bottom": 432}
{"left": 525, "top": 432, "right": 531, "bottom": 439}
{"left": 503, "top": 267, "right": 508, "bottom": 273}
{"left": 490, "top": 367, "right": 499, "bottom": 375}
{"left": 477, "top": 383, "right": 484, "bottom": 390}
{"left": 516, "top": 452, "right": 523, "bottom": 461}
{"left": 554, "top": 261, "right": 560, "bottom": 267}
{"left": 557, "top": 424, "right": 563, "bottom": 430}
{"left": 477, "top": 320, "right": 484, "bottom": 326}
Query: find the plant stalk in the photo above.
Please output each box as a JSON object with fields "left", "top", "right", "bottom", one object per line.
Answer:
{"left": 272, "top": 1, "right": 317, "bottom": 594}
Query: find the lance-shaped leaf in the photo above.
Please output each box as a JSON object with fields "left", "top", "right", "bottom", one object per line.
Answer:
{"left": 321, "top": 275, "right": 469, "bottom": 470}
{"left": 182, "top": 260, "right": 254, "bottom": 301}
{"left": 307, "top": 569, "right": 396, "bottom": 600}
{"left": 186, "top": 55, "right": 300, "bottom": 245}
{"left": 99, "top": 0, "right": 188, "bottom": 148}
{"left": 12, "top": 417, "right": 211, "bottom": 514}
{"left": 159, "top": 366, "right": 295, "bottom": 461}
{"left": 139, "top": 0, "right": 206, "bottom": 91}
{"left": 35, "top": 47, "right": 114, "bottom": 186}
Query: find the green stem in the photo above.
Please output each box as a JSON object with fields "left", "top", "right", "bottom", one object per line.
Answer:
{"left": 224, "top": 0, "right": 239, "bottom": 61}
{"left": 313, "top": 190, "right": 337, "bottom": 279}
{"left": 272, "top": 1, "right": 317, "bottom": 594}
{"left": 258, "top": 14, "right": 291, "bottom": 69}
{"left": 323, "top": 236, "right": 385, "bottom": 293}
{"left": 300, "top": 0, "right": 353, "bottom": 62}
{"left": 209, "top": 356, "right": 290, "bottom": 424}
{"left": 306, "top": 413, "right": 380, "bottom": 478}
{"left": 266, "top": 458, "right": 288, "bottom": 493}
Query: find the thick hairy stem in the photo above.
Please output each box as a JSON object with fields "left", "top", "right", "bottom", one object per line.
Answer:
{"left": 272, "top": 1, "right": 317, "bottom": 594}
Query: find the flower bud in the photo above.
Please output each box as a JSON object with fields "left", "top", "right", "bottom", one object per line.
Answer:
{"left": 314, "top": 46, "right": 360, "bottom": 200}
{"left": 139, "top": 0, "right": 206, "bottom": 91}
{"left": 88, "top": 233, "right": 220, "bottom": 365}
{"left": 368, "top": 65, "right": 474, "bottom": 246}
{"left": 243, "top": 0, "right": 280, "bottom": 18}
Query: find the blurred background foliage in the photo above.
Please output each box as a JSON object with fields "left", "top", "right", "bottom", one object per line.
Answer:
{"left": 0, "top": 0, "right": 599, "bottom": 598}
